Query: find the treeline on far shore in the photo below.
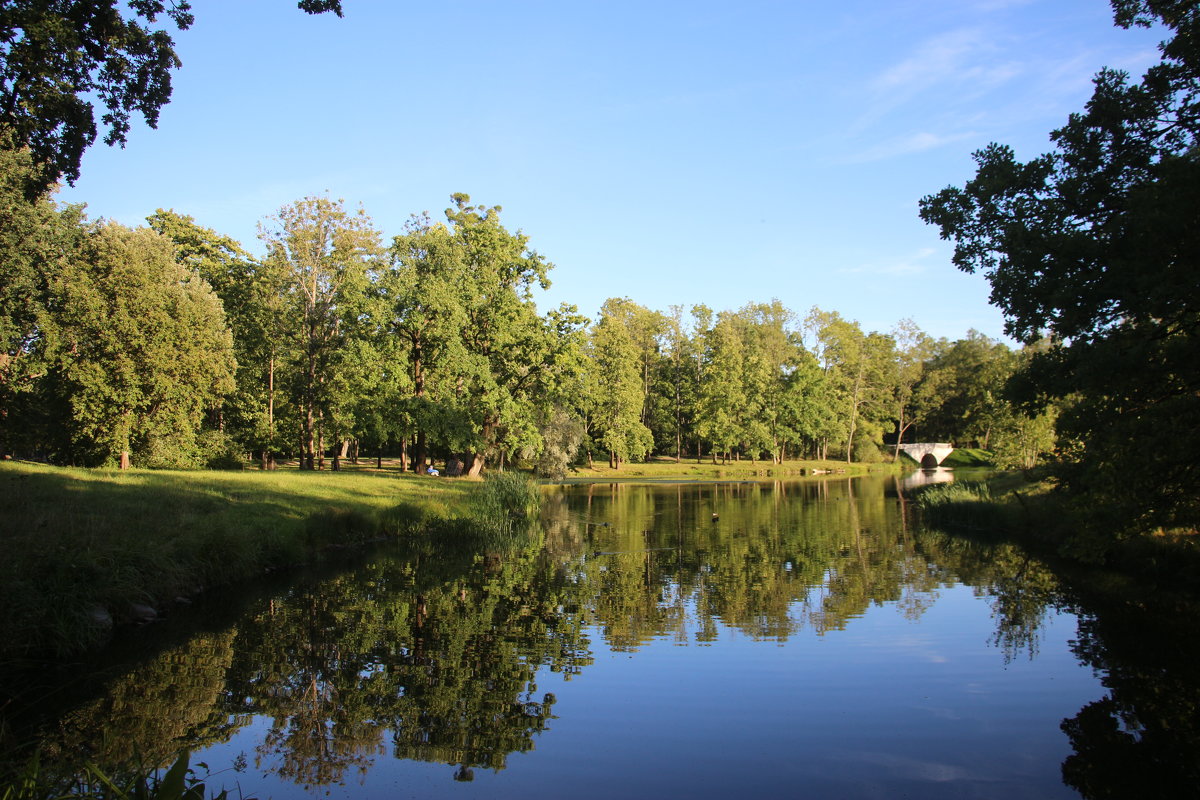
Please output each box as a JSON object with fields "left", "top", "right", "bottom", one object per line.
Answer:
{"left": 0, "top": 148, "right": 1050, "bottom": 487}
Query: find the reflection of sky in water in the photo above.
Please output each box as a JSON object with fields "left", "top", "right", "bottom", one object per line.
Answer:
{"left": 14, "top": 476, "right": 1132, "bottom": 800}
{"left": 195, "top": 540, "right": 1095, "bottom": 799}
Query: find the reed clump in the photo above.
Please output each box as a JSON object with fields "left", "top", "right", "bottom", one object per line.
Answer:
{"left": 913, "top": 479, "right": 1032, "bottom": 536}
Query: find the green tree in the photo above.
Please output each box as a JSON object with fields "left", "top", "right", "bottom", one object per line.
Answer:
{"left": 385, "top": 198, "right": 582, "bottom": 475}
{"left": 737, "top": 300, "right": 801, "bottom": 462}
{"left": 990, "top": 403, "right": 1058, "bottom": 470}
{"left": 807, "top": 308, "right": 894, "bottom": 462}
{"left": 259, "top": 196, "right": 381, "bottom": 470}
{"left": 534, "top": 406, "right": 586, "bottom": 479}
{"left": 0, "top": 147, "right": 85, "bottom": 458}
{"left": 694, "top": 309, "right": 747, "bottom": 464}
{"left": 53, "top": 222, "right": 235, "bottom": 467}
{"left": 888, "top": 318, "right": 937, "bottom": 458}
{"left": 442, "top": 194, "right": 578, "bottom": 475}
{"left": 0, "top": 1, "right": 344, "bottom": 191}
{"left": 386, "top": 214, "right": 472, "bottom": 472}
{"left": 918, "top": 331, "right": 1016, "bottom": 447}
{"left": 919, "top": 0, "right": 1199, "bottom": 531}
{"left": 146, "top": 208, "right": 287, "bottom": 465}
{"left": 590, "top": 299, "right": 653, "bottom": 469}
{"left": 777, "top": 346, "right": 835, "bottom": 460}
{"left": 658, "top": 305, "right": 701, "bottom": 461}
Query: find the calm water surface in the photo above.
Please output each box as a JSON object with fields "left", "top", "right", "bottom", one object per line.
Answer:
{"left": 4, "top": 472, "right": 1198, "bottom": 799}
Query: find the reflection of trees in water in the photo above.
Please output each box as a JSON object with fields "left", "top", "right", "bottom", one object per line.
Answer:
{"left": 222, "top": 539, "right": 591, "bottom": 786}
{"left": 13, "top": 631, "right": 243, "bottom": 788}
{"left": 911, "top": 530, "right": 1060, "bottom": 662}
{"left": 548, "top": 479, "right": 955, "bottom": 648}
{"left": 10, "top": 478, "right": 1199, "bottom": 797}
{"left": 1056, "top": 580, "right": 1200, "bottom": 799}
{"left": 564, "top": 480, "right": 1200, "bottom": 798}
{"left": 910, "top": 525, "right": 1200, "bottom": 799}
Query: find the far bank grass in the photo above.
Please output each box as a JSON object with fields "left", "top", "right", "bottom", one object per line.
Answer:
{"left": 0, "top": 460, "right": 476, "bottom": 660}
{"left": 561, "top": 455, "right": 889, "bottom": 481}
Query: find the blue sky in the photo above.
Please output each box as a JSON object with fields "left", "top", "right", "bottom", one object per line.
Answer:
{"left": 58, "top": 0, "right": 1162, "bottom": 343}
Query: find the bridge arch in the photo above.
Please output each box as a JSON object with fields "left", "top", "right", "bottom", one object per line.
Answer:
{"left": 897, "top": 443, "right": 954, "bottom": 467}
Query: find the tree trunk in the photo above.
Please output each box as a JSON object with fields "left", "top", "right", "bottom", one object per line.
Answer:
{"left": 267, "top": 352, "right": 275, "bottom": 437}
{"left": 466, "top": 452, "right": 485, "bottom": 477}
{"left": 412, "top": 344, "right": 427, "bottom": 473}
{"left": 894, "top": 411, "right": 908, "bottom": 462}
{"left": 846, "top": 366, "right": 864, "bottom": 463}
{"left": 414, "top": 430, "right": 427, "bottom": 474}
{"left": 119, "top": 450, "right": 131, "bottom": 470}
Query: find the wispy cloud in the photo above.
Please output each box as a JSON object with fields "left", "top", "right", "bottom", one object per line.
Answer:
{"left": 971, "top": 0, "right": 1036, "bottom": 11}
{"left": 859, "top": 28, "right": 1024, "bottom": 129}
{"left": 872, "top": 28, "right": 988, "bottom": 94}
{"left": 841, "top": 130, "right": 978, "bottom": 163}
{"left": 839, "top": 247, "right": 939, "bottom": 277}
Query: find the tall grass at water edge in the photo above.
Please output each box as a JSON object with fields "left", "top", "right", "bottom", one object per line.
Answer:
{"left": 472, "top": 471, "right": 541, "bottom": 533}
{"left": 913, "top": 473, "right": 1200, "bottom": 582}
{"left": 912, "top": 479, "right": 1032, "bottom": 535}
{"left": 2, "top": 750, "right": 247, "bottom": 800}
{"left": 0, "top": 461, "right": 477, "bottom": 661}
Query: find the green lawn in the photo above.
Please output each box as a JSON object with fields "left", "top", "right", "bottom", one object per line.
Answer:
{"left": 560, "top": 455, "right": 888, "bottom": 481}
{"left": 0, "top": 454, "right": 892, "bottom": 659}
{"left": 0, "top": 460, "right": 475, "bottom": 659}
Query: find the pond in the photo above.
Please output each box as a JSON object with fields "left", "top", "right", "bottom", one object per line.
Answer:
{"left": 3, "top": 472, "right": 1198, "bottom": 799}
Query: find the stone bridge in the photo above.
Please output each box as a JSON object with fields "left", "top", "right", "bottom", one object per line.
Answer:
{"left": 897, "top": 443, "right": 954, "bottom": 467}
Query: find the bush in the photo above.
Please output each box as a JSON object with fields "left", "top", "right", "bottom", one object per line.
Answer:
{"left": 197, "top": 430, "right": 245, "bottom": 470}
{"left": 852, "top": 438, "right": 884, "bottom": 463}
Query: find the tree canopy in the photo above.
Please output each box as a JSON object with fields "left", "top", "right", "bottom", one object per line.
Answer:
{"left": 0, "top": 0, "right": 343, "bottom": 192}
{"left": 920, "top": 0, "right": 1199, "bottom": 531}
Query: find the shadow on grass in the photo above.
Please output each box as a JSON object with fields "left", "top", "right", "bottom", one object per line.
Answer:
{"left": 0, "top": 462, "right": 478, "bottom": 660}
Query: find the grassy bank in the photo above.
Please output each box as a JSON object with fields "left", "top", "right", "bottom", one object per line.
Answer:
{"left": 913, "top": 471, "right": 1200, "bottom": 586}
{"left": 1, "top": 455, "right": 888, "bottom": 660}
{"left": 0, "top": 460, "right": 478, "bottom": 660}
{"left": 561, "top": 455, "right": 889, "bottom": 481}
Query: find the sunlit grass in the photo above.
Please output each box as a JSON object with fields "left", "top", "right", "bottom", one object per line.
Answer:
{"left": 560, "top": 455, "right": 885, "bottom": 481}
{"left": 0, "top": 454, "right": 888, "bottom": 659}
{"left": 0, "top": 460, "right": 475, "bottom": 660}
